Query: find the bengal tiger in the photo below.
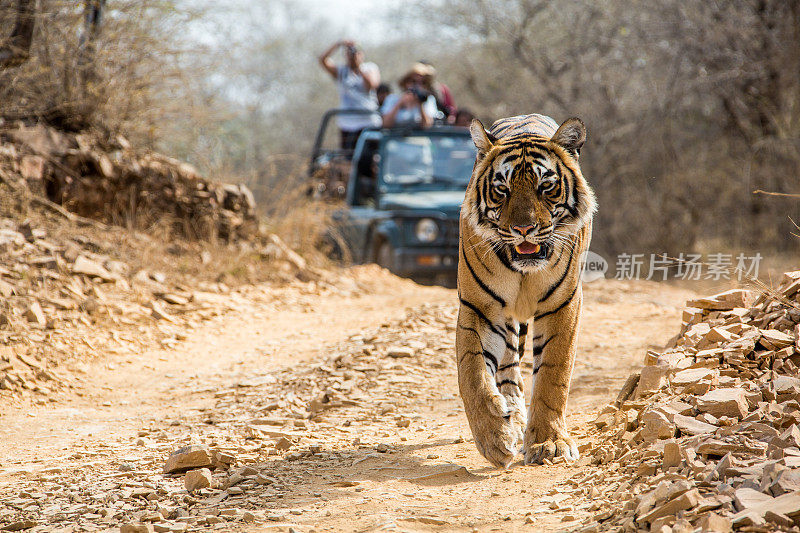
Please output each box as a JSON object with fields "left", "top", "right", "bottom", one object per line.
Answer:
{"left": 457, "top": 113, "right": 596, "bottom": 467}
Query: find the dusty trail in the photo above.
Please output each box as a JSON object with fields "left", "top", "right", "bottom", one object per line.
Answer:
{"left": 0, "top": 269, "right": 695, "bottom": 532}
{"left": 0, "top": 270, "right": 448, "bottom": 469}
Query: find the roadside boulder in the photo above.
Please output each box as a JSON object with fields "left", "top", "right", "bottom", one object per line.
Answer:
{"left": 163, "top": 445, "right": 214, "bottom": 474}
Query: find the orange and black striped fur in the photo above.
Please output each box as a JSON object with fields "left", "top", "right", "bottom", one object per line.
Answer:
{"left": 457, "top": 114, "right": 596, "bottom": 467}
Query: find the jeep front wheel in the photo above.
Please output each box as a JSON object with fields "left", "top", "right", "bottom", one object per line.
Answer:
{"left": 375, "top": 240, "right": 395, "bottom": 272}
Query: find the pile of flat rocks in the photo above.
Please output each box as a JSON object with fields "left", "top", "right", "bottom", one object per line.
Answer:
{"left": 0, "top": 123, "right": 257, "bottom": 242}
{"left": 581, "top": 273, "right": 800, "bottom": 532}
{"left": 0, "top": 216, "right": 237, "bottom": 402}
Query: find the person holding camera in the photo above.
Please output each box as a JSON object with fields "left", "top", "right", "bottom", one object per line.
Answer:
{"left": 319, "top": 39, "right": 381, "bottom": 150}
{"left": 380, "top": 63, "right": 439, "bottom": 129}
{"left": 418, "top": 60, "right": 456, "bottom": 121}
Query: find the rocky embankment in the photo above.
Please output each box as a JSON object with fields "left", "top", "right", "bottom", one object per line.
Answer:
{"left": 0, "top": 214, "right": 220, "bottom": 402}
{"left": 0, "top": 121, "right": 318, "bottom": 406}
{"left": 0, "top": 123, "right": 256, "bottom": 241}
{"left": 0, "top": 213, "right": 312, "bottom": 406}
{"left": 569, "top": 274, "right": 800, "bottom": 532}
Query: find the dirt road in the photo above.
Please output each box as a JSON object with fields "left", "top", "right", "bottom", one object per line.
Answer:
{"left": 0, "top": 268, "right": 696, "bottom": 532}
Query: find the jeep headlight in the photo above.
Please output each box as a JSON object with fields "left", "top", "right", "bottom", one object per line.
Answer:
{"left": 415, "top": 218, "right": 439, "bottom": 242}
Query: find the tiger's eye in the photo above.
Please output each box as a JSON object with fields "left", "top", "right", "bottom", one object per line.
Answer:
{"left": 540, "top": 181, "right": 558, "bottom": 195}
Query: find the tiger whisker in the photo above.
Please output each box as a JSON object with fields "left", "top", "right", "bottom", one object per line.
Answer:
{"left": 463, "top": 234, "right": 507, "bottom": 263}
{"left": 549, "top": 234, "right": 579, "bottom": 253}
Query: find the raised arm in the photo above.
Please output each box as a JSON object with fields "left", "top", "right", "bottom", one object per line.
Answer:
{"left": 418, "top": 100, "right": 433, "bottom": 128}
{"left": 358, "top": 63, "right": 380, "bottom": 91}
{"left": 318, "top": 40, "right": 344, "bottom": 79}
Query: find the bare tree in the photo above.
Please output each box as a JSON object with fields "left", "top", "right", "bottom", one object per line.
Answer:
{"left": 412, "top": 0, "right": 800, "bottom": 255}
{"left": 77, "top": 0, "right": 106, "bottom": 87}
{"left": 660, "top": 0, "right": 800, "bottom": 143}
{"left": 0, "top": 0, "right": 36, "bottom": 70}
{"left": 0, "top": 1, "right": 198, "bottom": 135}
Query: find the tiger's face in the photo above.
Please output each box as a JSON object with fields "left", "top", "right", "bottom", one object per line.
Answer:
{"left": 465, "top": 118, "right": 597, "bottom": 272}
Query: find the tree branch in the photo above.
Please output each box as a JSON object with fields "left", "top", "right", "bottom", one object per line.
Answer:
{"left": 753, "top": 189, "right": 800, "bottom": 199}
{"left": 0, "top": 0, "right": 37, "bottom": 70}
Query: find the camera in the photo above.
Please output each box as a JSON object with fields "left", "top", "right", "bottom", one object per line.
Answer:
{"left": 408, "top": 86, "right": 429, "bottom": 103}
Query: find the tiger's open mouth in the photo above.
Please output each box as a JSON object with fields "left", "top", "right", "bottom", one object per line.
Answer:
{"left": 511, "top": 242, "right": 550, "bottom": 261}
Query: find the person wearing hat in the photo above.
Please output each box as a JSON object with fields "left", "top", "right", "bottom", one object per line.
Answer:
{"left": 319, "top": 39, "right": 381, "bottom": 150}
{"left": 418, "top": 60, "right": 457, "bottom": 120}
{"left": 380, "top": 63, "right": 440, "bottom": 129}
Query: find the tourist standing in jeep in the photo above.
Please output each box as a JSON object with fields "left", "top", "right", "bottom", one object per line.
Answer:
{"left": 318, "top": 39, "right": 381, "bottom": 151}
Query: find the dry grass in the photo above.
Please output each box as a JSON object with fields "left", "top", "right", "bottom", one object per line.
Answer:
{"left": 258, "top": 190, "right": 343, "bottom": 268}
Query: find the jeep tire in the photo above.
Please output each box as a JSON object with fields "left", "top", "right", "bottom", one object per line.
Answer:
{"left": 375, "top": 240, "right": 395, "bottom": 273}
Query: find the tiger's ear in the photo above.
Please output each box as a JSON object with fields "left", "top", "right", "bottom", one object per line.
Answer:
{"left": 551, "top": 118, "right": 586, "bottom": 157}
{"left": 470, "top": 119, "right": 496, "bottom": 156}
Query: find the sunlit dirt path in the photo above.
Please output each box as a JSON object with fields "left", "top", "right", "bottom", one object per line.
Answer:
{"left": 0, "top": 271, "right": 695, "bottom": 532}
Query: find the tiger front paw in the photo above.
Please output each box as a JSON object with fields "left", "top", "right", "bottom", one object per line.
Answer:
{"left": 523, "top": 427, "right": 579, "bottom": 465}
{"left": 465, "top": 390, "right": 524, "bottom": 468}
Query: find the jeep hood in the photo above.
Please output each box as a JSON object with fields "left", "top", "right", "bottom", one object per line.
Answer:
{"left": 379, "top": 190, "right": 464, "bottom": 216}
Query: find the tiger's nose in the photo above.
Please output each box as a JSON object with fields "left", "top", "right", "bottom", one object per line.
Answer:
{"left": 512, "top": 224, "right": 536, "bottom": 236}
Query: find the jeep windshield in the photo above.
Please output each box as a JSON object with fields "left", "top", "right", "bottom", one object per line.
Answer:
{"left": 379, "top": 135, "right": 476, "bottom": 193}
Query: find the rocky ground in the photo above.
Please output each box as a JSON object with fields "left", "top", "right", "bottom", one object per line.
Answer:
{"left": 0, "top": 265, "right": 698, "bottom": 533}
{"left": 578, "top": 274, "right": 800, "bottom": 532}
{"left": 0, "top": 210, "right": 313, "bottom": 407}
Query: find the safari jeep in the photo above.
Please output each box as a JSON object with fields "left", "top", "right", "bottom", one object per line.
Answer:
{"left": 313, "top": 113, "right": 476, "bottom": 285}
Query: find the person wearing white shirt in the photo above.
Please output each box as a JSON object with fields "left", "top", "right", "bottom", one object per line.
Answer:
{"left": 319, "top": 40, "right": 381, "bottom": 150}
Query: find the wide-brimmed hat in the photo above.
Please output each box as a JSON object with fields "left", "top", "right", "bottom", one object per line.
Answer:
{"left": 399, "top": 62, "right": 436, "bottom": 85}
